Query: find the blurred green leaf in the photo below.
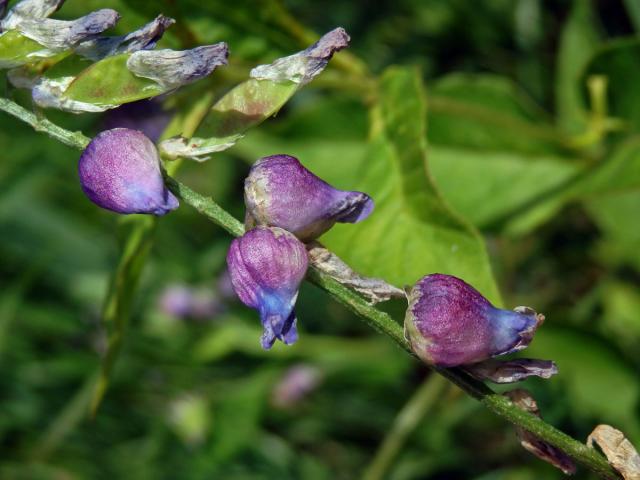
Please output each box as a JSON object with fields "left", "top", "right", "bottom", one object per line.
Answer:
{"left": 555, "top": 0, "right": 601, "bottom": 134}
{"left": 322, "top": 66, "right": 500, "bottom": 303}
{"left": 429, "top": 147, "right": 579, "bottom": 231}
{"left": 428, "top": 73, "right": 562, "bottom": 154}
{"left": 585, "top": 38, "right": 640, "bottom": 131}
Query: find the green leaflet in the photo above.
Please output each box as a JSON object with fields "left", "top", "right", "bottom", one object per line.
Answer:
{"left": 0, "top": 30, "right": 54, "bottom": 68}
{"left": 160, "top": 78, "right": 299, "bottom": 159}
{"left": 63, "top": 53, "right": 163, "bottom": 106}
{"left": 321, "top": 66, "right": 501, "bottom": 305}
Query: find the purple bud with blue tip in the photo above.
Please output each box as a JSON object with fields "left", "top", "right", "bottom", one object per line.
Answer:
{"left": 78, "top": 128, "right": 178, "bottom": 215}
{"left": 244, "top": 154, "right": 374, "bottom": 241}
{"left": 226, "top": 226, "right": 308, "bottom": 349}
{"left": 404, "top": 274, "right": 544, "bottom": 367}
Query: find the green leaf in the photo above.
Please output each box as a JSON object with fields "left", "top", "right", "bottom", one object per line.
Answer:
{"left": 585, "top": 38, "right": 640, "bottom": 131}
{"left": 429, "top": 147, "right": 580, "bottom": 230}
{"left": 423, "top": 73, "right": 582, "bottom": 235}
{"left": 555, "top": 0, "right": 601, "bottom": 134}
{"left": 321, "top": 66, "right": 500, "bottom": 304}
{"left": 64, "top": 53, "right": 163, "bottom": 106}
{"left": 428, "top": 73, "right": 562, "bottom": 155}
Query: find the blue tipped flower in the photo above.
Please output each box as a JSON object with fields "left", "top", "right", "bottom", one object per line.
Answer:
{"left": 226, "top": 226, "right": 308, "bottom": 349}
{"left": 78, "top": 128, "right": 178, "bottom": 215}
{"left": 245, "top": 154, "right": 374, "bottom": 241}
{"left": 404, "top": 274, "right": 544, "bottom": 367}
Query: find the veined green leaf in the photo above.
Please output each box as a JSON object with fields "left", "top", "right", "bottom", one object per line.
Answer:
{"left": 64, "top": 53, "right": 163, "bottom": 106}
{"left": 321, "top": 67, "right": 501, "bottom": 304}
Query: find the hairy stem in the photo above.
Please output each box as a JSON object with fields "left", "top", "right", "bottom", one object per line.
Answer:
{"left": 0, "top": 96, "right": 619, "bottom": 479}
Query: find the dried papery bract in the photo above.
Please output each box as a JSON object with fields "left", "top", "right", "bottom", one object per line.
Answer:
{"left": 588, "top": 425, "right": 640, "bottom": 480}
{"left": 0, "top": 0, "right": 65, "bottom": 31}
{"left": 75, "top": 14, "right": 175, "bottom": 60}
{"left": 226, "top": 226, "right": 308, "bottom": 349}
{"left": 505, "top": 389, "right": 577, "bottom": 475}
{"left": 12, "top": 9, "right": 120, "bottom": 51}
{"left": 465, "top": 358, "right": 558, "bottom": 384}
{"left": 159, "top": 27, "right": 351, "bottom": 160}
{"left": 78, "top": 128, "right": 179, "bottom": 215}
{"left": 245, "top": 154, "right": 374, "bottom": 242}
{"left": 404, "top": 274, "right": 544, "bottom": 367}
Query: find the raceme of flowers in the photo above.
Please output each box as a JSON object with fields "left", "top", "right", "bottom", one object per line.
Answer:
{"left": 10, "top": 0, "right": 552, "bottom": 380}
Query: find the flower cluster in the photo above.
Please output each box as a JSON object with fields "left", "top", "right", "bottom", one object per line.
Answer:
{"left": 228, "top": 155, "right": 373, "bottom": 349}
{"left": 65, "top": 6, "right": 553, "bottom": 379}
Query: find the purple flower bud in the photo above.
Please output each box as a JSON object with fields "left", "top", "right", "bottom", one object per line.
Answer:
{"left": 78, "top": 128, "right": 178, "bottom": 215}
{"left": 404, "top": 274, "right": 544, "bottom": 367}
{"left": 245, "top": 154, "right": 374, "bottom": 241}
{"left": 226, "top": 226, "right": 308, "bottom": 349}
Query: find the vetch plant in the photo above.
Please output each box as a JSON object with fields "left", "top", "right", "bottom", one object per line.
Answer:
{"left": 0, "top": 1, "right": 632, "bottom": 478}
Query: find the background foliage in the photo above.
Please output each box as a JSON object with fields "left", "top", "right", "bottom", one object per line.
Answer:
{"left": 1, "top": 0, "right": 640, "bottom": 478}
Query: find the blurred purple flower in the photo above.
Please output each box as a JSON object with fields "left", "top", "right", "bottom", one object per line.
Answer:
{"left": 227, "top": 226, "right": 308, "bottom": 349}
{"left": 404, "top": 274, "right": 544, "bottom": 367}
{"left": 158, "top": 284, "right": 222, "bottom": 320}
{"left": 271, "top": 364, "right": 323, "bottom": 408}
{"left": 245, "top": 154, "right": 373, "bottom": 241}
{"left": 78, "top": 128, "right": 178, "bottom": 215}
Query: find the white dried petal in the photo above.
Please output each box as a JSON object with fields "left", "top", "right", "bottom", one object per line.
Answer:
{"left": 1, "top": 0, "right": 64, "bottom": 30}
{"left": 159, "top": 134, "right": 243, "bottom": 161}
{"left": 14, "top": 9, "right": 119, "bottom": 51}
{"left": 250, "top": 27, "right": 349, "bottom": 85}
{"left": 127, "top": 43, "right": 228, "bottom": 90}
{"left": 75, "top": 14, "right": 175, "bottom": 60}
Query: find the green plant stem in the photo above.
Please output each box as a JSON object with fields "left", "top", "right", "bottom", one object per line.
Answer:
{"left": 0, "top": 96, "right": 90, "bottom": 149}
{"left": 0, "top": 96, "right": 620, "bottom": 479}
{"left": 363, "top": 374, "right": 449, "bottom": 480}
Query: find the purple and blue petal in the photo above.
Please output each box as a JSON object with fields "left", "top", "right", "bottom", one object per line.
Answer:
{"left": 78, "top": 128, "right": 178, "bottom": 215}
{"left": 244, "top": 154, "right": 374, "bottom": 241}
{"left": 404, "top": 274, "right": 544, "bottom": 367}
{"left": 226, "top": 226, "right": 308, "bottom": 349}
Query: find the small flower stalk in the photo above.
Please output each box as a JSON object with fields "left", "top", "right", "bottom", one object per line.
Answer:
{"left": 78, "top": 128, "right": 178, "bottom": 215}
{"left": 245, "top": 154, "right": 374, "bottom": 241}
{"left": 404, "top": 274, "right": 545, "bottom": 368}
{"left": 226, "top": 226, "right": 308, "bottom": 349}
